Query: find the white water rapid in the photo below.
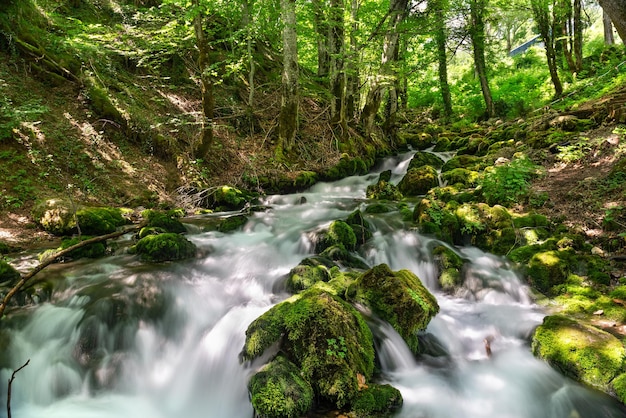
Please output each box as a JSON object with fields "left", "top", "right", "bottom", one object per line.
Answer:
{"left": 1, "top": 150, "right": 625, "bottom": 418}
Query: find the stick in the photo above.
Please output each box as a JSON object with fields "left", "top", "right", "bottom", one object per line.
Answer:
{"left": 7, "top": 359, "right": 30, "bottom": 418}
{"left": 0, "top": 222, "right": 146, "bottom": 319}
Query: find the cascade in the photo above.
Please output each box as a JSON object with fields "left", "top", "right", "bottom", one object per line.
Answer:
{"left": 1, "top": 151, "right": 625, "bottom": 418}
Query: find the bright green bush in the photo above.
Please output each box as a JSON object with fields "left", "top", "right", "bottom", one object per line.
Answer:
{"left": 479, "top": 157, "right": 543, "bottom": 206}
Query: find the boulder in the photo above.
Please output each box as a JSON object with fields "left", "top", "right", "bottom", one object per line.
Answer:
{"left": 130, "top": 233, "right": 196, "bottom": 262}
{"left": 398, "top": 166, "right": 439, "bottom": 196}
{"left": 408, "top": 152, "right": 444, "bottom": 170}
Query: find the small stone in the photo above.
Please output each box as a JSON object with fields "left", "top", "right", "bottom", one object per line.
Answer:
{"left": 494, "top": 157, "right": 510, "bottom": 166}
{"left": 591, "top": 246, "right": 605, "bottom": 256}
{"left": 593, "top": 309, "right": 604, "bottom": 315}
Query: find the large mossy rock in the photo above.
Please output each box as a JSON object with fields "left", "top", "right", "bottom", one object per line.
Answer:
{"left": 352, "top": 383, "right": 403, "bottom": 417}
{"left": 32, "top": 199, "right": 77, "bottom": 235}
{"left": 76, "top": 207, "right": 127, "bottom": 235}
{"left": 346, "top": 210, "right": 373, "bottom": 246}
{"left": 532, "top": 315, "right": 626, "bottom": 393}
{"left": 0, "top": 260, "right": 20, "bottom": 287}
{"left": 203, "top": 185, "right": 252, "bottom": 211}
{"left": 408, "top": 152, "right": 444, "bottom": 170}
{"left": 398, "top": 166, "right": 439, "bottom": 196}
{"left": 527, "top": 250, "right": 571, "bottom": 294}
{"left": 313, "top": 220, "right": 358, "bottom": 253}
{"left": 131, "top": 233, "right": 197, "bottom": 262}
{"left": 32, "top": 200, "right": 128, "bottom": 236}
{"left": 433, "top": 245, "right": 465, "bottom": 292}
{"left": 242, "top": 288, "right": 376, "bottom": 409}
{"left": 142, "top": 209, "right": 187, "bottom": 234}
{"left": 248, "top": 355, "right": 314, "bottom": 418}
{"left": 355, "top": 264, "right": 439, "bottom": 354}
{"left": 286, "top": 256, "right": 336, "bottom": 293}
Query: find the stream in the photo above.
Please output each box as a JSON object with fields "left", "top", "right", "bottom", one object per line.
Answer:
{"left": 2, "top": 151, "right": 625, "bottom": 418}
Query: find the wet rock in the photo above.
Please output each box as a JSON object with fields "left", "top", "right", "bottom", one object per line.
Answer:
{"left": 398, "top": 166, "right": 438, "bottom": 196}
{"left": 130, "top": 233, "right": 197, "bottom": 262}
{"left": 407, "top": 152, "right": 444, "bottom": 170}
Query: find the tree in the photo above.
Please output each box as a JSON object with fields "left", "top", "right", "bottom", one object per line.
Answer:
{"left": 604, "top": 10, "right": 615, "bottom": 45}
{"left": 312, "top": 0, "right": 331, "bottom": 77}
{"left": 192, "top": 0, "right": 215, "bottom": 159}
{"left": 329, "top": 0, "right": 345, "bottom": 127}
{"left": 278, "top": 0, "right": 299, "bottom": 154}
{"left": 360, "top": 0, "right": 409, "bottom": 137}
{"left": 531, "top": 0, "right": 563, "bottom": 97}
{"left": 467, "top": 0, "right": 494, "bottom": 118}
{"left": 598, "top": 0, "right": 626, "bottom": 45}
{"left": 430, "top": 0, "right": 453, "bottom": 118}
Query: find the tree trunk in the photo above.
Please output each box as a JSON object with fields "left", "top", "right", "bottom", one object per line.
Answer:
{"left": 433, "top": 0, "right": 453, "bottom": 118}
{"left": 531, "top": 0, "right": 563, "bottom": 97}
{"left": 192, "top": 1, "right": 214, "bottom": 159}
{"left": 312, "top": 0, "right": 330, "bottom": 77}
{"left": 361, "top": 0, "right": 408, "bottom": 137}
{"left": 243, "top": 0, "right": 255, "bottom": 109}
{"left": 344, "top": 0, "right": 359, "bottom": 124}
{"left": 604, "top": 10, "right": 615, "bottom": 45}
{"left": 278, "top": 0, "right": 299, "bottom": 154}
{"left": 598, "top": 0, "right": 626, "bottom": 45}
{"left": 573, "top": 0, "right": 583, "bottom": 72}
{"left": 329, "top": 0, "right": 345, "bottom": 126}
{"left": 468, "top": 0, "right": 494, "bottom": 118}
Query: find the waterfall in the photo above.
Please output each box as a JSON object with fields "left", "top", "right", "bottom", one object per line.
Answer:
{"left": 2, "top": 150, "right": 625, "bottom": 418}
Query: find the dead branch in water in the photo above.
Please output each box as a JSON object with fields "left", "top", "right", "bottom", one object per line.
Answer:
{"left": 7, "top": 359, "right": 30, "bottom": 418}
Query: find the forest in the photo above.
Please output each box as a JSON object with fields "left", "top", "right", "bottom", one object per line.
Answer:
{"left": 1, "top": 0, "right": 626, "bottom": 417}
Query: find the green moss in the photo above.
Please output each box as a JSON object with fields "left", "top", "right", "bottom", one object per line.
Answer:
{"left": 527, "top": 250, "right": 571, "bottom": 294}
{"left": 366, "top": 180, "right": 403, "bottom": 201}
{"left": 320, "top": 244, "right": 369, "bottom": 270}
{"left": 76, "top": 207, "right": 127, "bottom": 235}
{"left": 532, "top": 315, "right": 626, "bottom": 392}
{"left": 441, "top": 168, "right": 480, "bottom": 187}
{"left": 441, "top": 155, "right": 485, "bottom": 172}
{"left": 248, "top": 355, "right": 314, "bottom": 418}
{"left": 131, "top": 233, "right": 196, "bottom": 262}
{"left": 286, "top": 257, "right": 333, "bottom": 293}
{"left": 433, "top": 245, "right": 464, "bottom": 292}
{"left": 32, "top": 198, "right": 76, "bottom": 235}
{"left": 356, "top": 264, "right": 439, "bottom": 354}
{"left": 408, "top": 152, "right": 444, "bottom": 170}
{"left": 365, "top": 203, "right": 395, "bottom": 214}
{"left": 138, "top": 226, "right": 167, "bottom": 239}
{"left": 0, "top": 260, "right": 20, "bottom": 286}
{"left": 217, "top": 214, "right": 248, "bottom": 232}
{"left": 611, "top": 373, "right": 626, "bottom": 404}
{"left": 352, "top": 383, "right": 403, "bottom": 417}
{"left": 294, "top": 171, "right": 318, "bottom": 189}
{"left": 205, "top": 185, "right": 251, "bottom": 211}
{"left": 512, "top": 213, "right": 549, "bottom": 228}
{"left": 243, "top": 289, "right": 376, "bottom": 408}
{"left": 346, "top": 210, "right": 373, "bottom": 246}
{"left": 328, "top": 220, "right": 357, "bottom": 252}
{"left": 61, "top": 236, "right": 106, "bottom": 259}
{"left": 143, "top": 209, "right": 187, "bottom": 234}
{"left": 398, "top": 166, "right": 438, "bottom": 196}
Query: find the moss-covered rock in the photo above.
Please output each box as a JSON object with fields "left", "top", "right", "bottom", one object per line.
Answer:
{"left": 441, "top": 168, "right": 480, "bottom": 188}
{"left": 248, "top": 355, "right": 314, "bottom": 418}
{"left": 408, "top": 152, "right": 444, "bottom": 170}
{"left": 203, "top": 185, "right": 252, "bottom": 211}
{"left": 286, "top": 256, "right": 334, "bottom": 293}
{"left": 441, "top": 155, "right": 485, "bottom": 173}
{"left": 76, "top": 207, "right": 127, "bottom": 235}
{"left": 217, "top": 214, "right": 248, "bottom": 233}
{"left": 0, "top": 260, "right": 20, "bottom": 287}
{"left": 413, "top": 197, "right": 460, "bottom": 244}
{"left": 355, "top": 264, "right": 439, "bottom": 354}
{"left": 32, "top": 198, "right": 76, "bottom": 235}
{"left": 398, "top": 166, "right": 439, "bottom": 196}
{"left": 320, "top": 244, "right": 369, "bottom": 270}
{"left": 143, "top": 209, "right": 187, "bottom": 233}
{"left": 314, "top": 220, "right": 358, "bottom": 253}
{"left": 351, "top": 383, "right": 403, "bottom": 417}
{"left": 130, "top": 233, "right": 196, "bottom": 262}
{"left": 346, "top": 210, "right": 373, "bottom": 246}
{"left": 366, "top": 179, "right": 403, "bottom": 201}
{"left": 242, "top": 288, "right": 376, "bottom": 408}
{"left": 323, "top": 155, "right": 370, "bottom": 181}
{"left": 365, "top": 203, "right": 396, "bottom": 214}
{"left": 42, "top": 236, "right": 107, "bottom": 260}
{"left": 532, "top": 315, "right": 626, "bottom": 393}
{"left": 612, "top": 373, "right": 626, "bottom": 404}
{"left": 433, "top": 245, "right": 464, "bottom": 292}
{"left": 527, "top": 250, "right": 571, "bottom": 294}
{"left": 398, "top": 132, "right": 433, "bottom": 150}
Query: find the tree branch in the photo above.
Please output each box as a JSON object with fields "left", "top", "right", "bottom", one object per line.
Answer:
{"left": 7, "top": 359, "right": 30, "bottom": 418}
{"left": 0, "top": 222, "right": 146, "bottom": 319}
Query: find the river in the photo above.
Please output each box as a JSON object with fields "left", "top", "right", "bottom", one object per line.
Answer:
{"left": 1, "top": 151, "right": 625, "bottom": 418}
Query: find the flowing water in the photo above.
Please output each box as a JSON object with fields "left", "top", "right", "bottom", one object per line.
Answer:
{"left": 2, "top": 151, "right": 625, "bottom": 418}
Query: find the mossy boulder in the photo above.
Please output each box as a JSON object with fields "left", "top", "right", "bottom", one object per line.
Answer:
{"left": 366, "top": 179, "right": 403, "bottom": 201}
{"left": 248, "top": 355, "right": 314, "bottom": 418}
{"left": 320, "top": 245, "right": 369, "bottom": 270}
{"left": 204, "top": 185, "right": 251, "bottom": 211}
{"left": 413, "top": 197, "right": 460, "bottom": 244}
{"left": 32, "top": 198, "right": 77, "bottom": 235}
{"left": 398, "top": 166, "right": 439, "bottom": 196}
{"left": 323, "top": 155, "right": 369, "bottom": 181}
{"left": 398, "top": 132, "right": 433, "bottom": 150}
{"left": 441, "top": 168, "right": 480, "bottom": 188}
{"left": 352, "top": 383, "right": 403, "bottom": 417}
{"left": 76, "top": 207, "right": 127, "bottom": 235}
{"left": 286, "top": 256, "right": 335, "bottom": 293}
{"left": 527, "top": 250, "right": 571, "bottom": 294}
{"left": 355, "top": 264, "right": 439, "bottom": 354}
{"left": 441, "top": 155, "right": 485, "bottom": 172}
{"left": 532, "top": 315, "right": 626, "bottom": 393}
{"left": 242, "top": 288, "right": 376, "bottom": 408}
{"left": 433, "top": 245, "right": 464, "bottom": 292}
{"left": 217, "top": 214, "right": 248, "bottom": 233}
{"left": 130, "top": 233, "right": 196, "bottom": 262}
{"left": 143, "top": 209, "right": 187, "bottom": 233}
{"left": 346, "top": 210, "right": 373, "bottom": 246}
{"left": 408, "top": 152, "right": 444, "bottom": 170}
{"left": 314, "top": 220, "right": 358, "bottom": 253}
{"left": 39, "top": 236, "right": 107, "bottom": 260}
{"left": 0, "top": 260, "right": 20, "bottom": 287}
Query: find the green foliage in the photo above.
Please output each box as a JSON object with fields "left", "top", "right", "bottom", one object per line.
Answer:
{"left": 0, "top": 260, "right": 20, "bottom": 285}
{"left": 143, "top": 209, "right": 186, "bottom": 233}
{"left": 479, "top": 157, "right": 543, "bottom": 206}
{"left": 326, "top": 336, "right": 347, "bottom": 359}
{"left": 328, "top": 220, "right": 357, "bottom": 252}
{"left": 352, "top": 384, "right": 403, "bottom": 417}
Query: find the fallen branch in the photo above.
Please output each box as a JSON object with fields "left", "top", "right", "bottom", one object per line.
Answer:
{"left": 0, "top": 222, "right": 146, "bottom": 319}
{"left": 7, "top": 359, "right": 30, "bottom": 418}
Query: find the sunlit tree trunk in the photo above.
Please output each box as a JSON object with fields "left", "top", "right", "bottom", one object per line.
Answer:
{"left": 192, "top": 0, "right": 214, "bottom": 159}
{"left": 573, "top": 0, "right": 582, "bottom": 72}
{"left": 361, "top": 0, "right": 408, "bottom": 137}
{"left": 468, "top": 0, "right": 494, "bottom": 118}
{"left": 531, "top": 0, "right": 563, "bottom": 97}
{"left": 604, "top": 10, "right": 615, "bottom": 45}
{"left": 278, "top": 0, "right": 299, "bottom": 154}
{"left": 433, "top": 0, "right": 452, "bottom": 118}
{"left": 242, "top": 0, "right": 255, "bottom": 109}
{"left": 598, "top": 0, "right": 626, "bottom": 45}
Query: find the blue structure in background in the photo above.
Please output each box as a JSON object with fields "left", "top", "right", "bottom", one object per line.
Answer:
{"left": 509, "top": 35, "right": 542, "bottom": 56}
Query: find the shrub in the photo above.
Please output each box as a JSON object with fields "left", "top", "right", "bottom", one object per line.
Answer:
{"left": 479, "top": 157, "right": 543, "bottom": 206}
